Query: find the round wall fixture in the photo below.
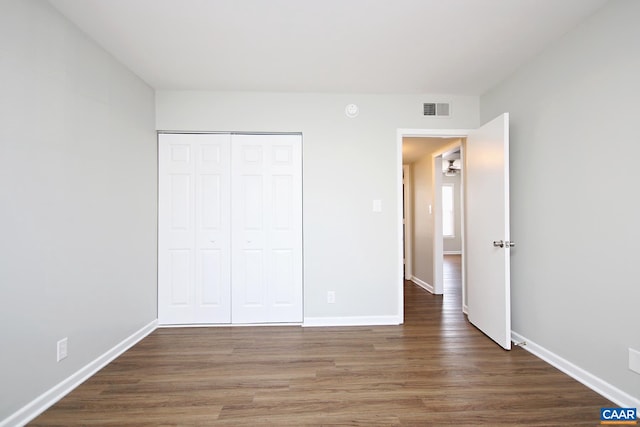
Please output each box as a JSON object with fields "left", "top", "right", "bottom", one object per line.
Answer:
{"left": 345, "top": 104, "right": 359, "bottom": 118}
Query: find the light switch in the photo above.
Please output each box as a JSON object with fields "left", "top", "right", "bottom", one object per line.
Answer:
{"left": 373, "top": 199, "right": 382, "bottom": 212}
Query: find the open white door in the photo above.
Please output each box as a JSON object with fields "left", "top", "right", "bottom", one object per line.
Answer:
{"left": 465, "top": 113, "right": 511, "bottom": 350}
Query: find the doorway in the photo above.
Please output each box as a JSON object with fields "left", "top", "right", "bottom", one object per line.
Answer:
{"left": 399, "top": 130, "right": 469, "bottom": 317}
{"left": 399, "top": 113, "right": 512, "bottom": 350}
{"left": 440, "top": 145, "right": 465, "bottom": 312}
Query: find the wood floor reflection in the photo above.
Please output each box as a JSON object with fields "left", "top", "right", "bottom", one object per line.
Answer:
{"left": 31, "top": 255, "right": 611, "bottom": 426}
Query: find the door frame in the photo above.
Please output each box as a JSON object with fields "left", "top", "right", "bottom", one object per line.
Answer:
{"left": 402, "top": 164, "right": 413, "bottom": 280}
{"left": 397, "top": 128, "right": 471, "bottom": 320}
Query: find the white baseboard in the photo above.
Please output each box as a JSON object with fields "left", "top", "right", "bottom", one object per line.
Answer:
{"left": 303, "top": 315, "right": 402, "bottom": 327}
{"left": 410, "top": 276, "right": 435, "bottom": 294}
{"left": 511, "top": 331, "right": 640, "bottom": 411}
{"left": 463, "top": 304, "right": 468, "bottom": 314}
{"left": 2, "top": 320, "right": 158, "bottom": 427}
{"left": 443, "top": 251, "right": 462, "bottom": 255}
{"left": 159, "top": 322, "right": 302, "bottom": 328}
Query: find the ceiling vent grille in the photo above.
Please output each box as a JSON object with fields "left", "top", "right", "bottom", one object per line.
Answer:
{"left": 423, "top": 102, "right": 451, "bottom": 117}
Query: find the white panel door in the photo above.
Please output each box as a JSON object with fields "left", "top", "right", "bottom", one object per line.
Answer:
{"left": 231, "top": 134, "right": 303, "bottom": 323}
{"left": 465, "top": 113, "right": 511, "bottom": 349}
{"left": 158, "top": 133, "right": 231, "bottom": 324}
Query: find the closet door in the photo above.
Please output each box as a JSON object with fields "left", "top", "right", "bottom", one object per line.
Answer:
{"left": 231, "top": 134, "right": 303, "bottom": 323}
{"left": 158, "top": 134, "right": 231, "bottom": 324}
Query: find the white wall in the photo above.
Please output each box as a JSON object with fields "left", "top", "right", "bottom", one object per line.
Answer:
{"left": 442, "top": 173, "right": 462, "bottom": 253}
{"left": 481, "top": 0, "right": 640, "bottom": 404}
{"left": 157, "top": 92, "right": 479, "bottom": 322}
{"left": 411, "top": 153, "right": 435, "bottom": 287}
{"left": 0, "top": 0, "right": 157, "bottom": 422}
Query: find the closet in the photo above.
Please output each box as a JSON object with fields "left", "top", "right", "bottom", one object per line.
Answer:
{"left": 158, "top": 133, "right": 303, "bottom": 325}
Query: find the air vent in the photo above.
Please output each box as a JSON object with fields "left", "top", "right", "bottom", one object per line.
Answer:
{"left": 423, "top": 102, "right": 451, "bottom": 117}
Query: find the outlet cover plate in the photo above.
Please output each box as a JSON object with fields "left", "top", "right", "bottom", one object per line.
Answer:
{"left": 57, "top": 338, "right": 68, "bottom": 362}
{"left": 327, "top": 291, "right": 336, "bottom": 304}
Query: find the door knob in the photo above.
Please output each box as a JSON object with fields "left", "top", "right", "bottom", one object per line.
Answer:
{"left": 493, "top": 240, "right": 515, "bottom": 248}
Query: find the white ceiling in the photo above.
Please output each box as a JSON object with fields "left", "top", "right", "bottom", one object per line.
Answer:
{"left": 49, "top": 0, "right": 607, "bottom": 94}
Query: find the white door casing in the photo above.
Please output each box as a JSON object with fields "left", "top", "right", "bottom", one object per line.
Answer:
{"left": 231, "top": 134, "right": 303, "bottom": 323}
{"left": 158, "top": 133, "right": 232, "bottom": 324}
{"left": 465, "top": 113, "right": 511, "bottom": 350}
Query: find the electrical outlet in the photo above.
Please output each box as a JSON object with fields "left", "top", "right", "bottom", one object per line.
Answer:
{"left": 57, "top": 338, "right": 68, "bottom": 362}
{"left": 629, "top": 348, "right": 640, "bottom": 374}
{"left": 327, "top": 291, "right": 336, "bottom": 304}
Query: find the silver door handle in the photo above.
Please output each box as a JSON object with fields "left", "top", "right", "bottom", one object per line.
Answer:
{"left": 493, "top": 240, "right": 515, "bottom": 248}
{"left": 493, "top": 240, "right": 504, "bottom": 248}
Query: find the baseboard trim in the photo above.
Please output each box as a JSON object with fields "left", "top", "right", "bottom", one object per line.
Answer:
{"left": 2, "top": 320, "right": 158, "bottom": 427}
{"left": 410, "top": 276, "right": 435, "bottom": 294}
{"left": 511, "top": 331, "right": 640, "bottom": 411}
{"left": 159, "top": 322, "right": 302, "bottom": 328}
{"left": 303, "top": 315, "right": 402, "bottom": 327}
{"left": 443, "top": 251, "right": 462, "bottom": 255}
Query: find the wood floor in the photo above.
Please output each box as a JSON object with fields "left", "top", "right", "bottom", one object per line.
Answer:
{"left": 31, "top": 256, "right": 611, "bottom": 426}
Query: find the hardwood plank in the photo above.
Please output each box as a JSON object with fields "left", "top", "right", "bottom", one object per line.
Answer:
{"left": 30, "top": 255, "right": 612, "bottom": 426}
